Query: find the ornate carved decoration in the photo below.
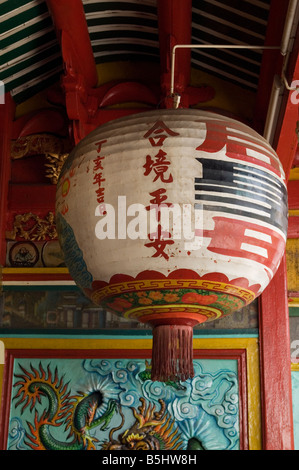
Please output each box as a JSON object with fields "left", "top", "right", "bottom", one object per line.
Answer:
{"left": 11, "top": 133, "right": 71, "bottom": 184}
{"left": 6, "top": 212, "right": 57, "bottom": 241}
{"left": 11, "top": 133, "right": 71, "bottom": 159}
{"left": 45, "top": 153, "right": 69, "bottom": 184}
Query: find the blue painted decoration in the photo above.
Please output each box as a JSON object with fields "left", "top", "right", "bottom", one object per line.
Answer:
{"left": 8, "top": 357, "right": 239, "bottom": 450}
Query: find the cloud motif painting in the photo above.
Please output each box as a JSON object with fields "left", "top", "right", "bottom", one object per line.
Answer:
{"left": 7, "top": 357, "right": 239, "bottom": 450}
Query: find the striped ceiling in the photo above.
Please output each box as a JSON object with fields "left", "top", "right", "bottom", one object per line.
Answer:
{"left": 0, "top": 0, "right": 271, "bottom": 103}
{"left": 0, "top": 0, "right": 63, "bottom": 103}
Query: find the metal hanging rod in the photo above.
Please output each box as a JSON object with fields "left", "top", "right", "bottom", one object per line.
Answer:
{"left": 170, "top": 44, "right": 281, "bottom": 101}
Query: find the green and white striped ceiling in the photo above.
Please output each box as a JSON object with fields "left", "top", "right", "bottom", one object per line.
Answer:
{"left": 0, "top": 0, "right": 63, "bottom": 103}
{"left": 0, "top": 0, "right": 271, "bottom": 104}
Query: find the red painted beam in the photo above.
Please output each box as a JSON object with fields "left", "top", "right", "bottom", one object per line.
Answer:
{"left": 0, "top": 93, "right": 15, "bottom": 266}
{"left": 274, "top": 91, "right": 298, "bottom": 181}
{"left": 157, "top": 0, "right": 192, "bottom": 106}
{"left": 273, "top": 21, "right": 299, "bottom": 179}
{"left": 288, "top": 180, "right": 299, "bottom": 209}
{"left": 72, "top": 108, "right": 150, "bottom": 143}
{"left": 46, "top": 0, "right": 98, "bottom": 89}
{"left": 253, "top": 0, "right": 288, "bottom": 134}
{"left": 8, "top": 184, "right": 56, "bottom": 212}
{"left": 288, "top": 216, "right": 299, "bottom": 238}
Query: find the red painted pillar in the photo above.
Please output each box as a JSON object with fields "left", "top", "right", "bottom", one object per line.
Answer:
{"left": 257, "top": 10, "right": 299, "bottom": 450}
{"left": 258, "top": 132, "right": 296, "bottom": 448}
{"left": 259, "top": 256, "right": 294, "bottom": 450}
{"left": 0, "top": 93, "right": 15, "bottom": 266}
{"left": 258, "top": 48, "right": 299, "bottom": 449}
{"left": 157, "top": 0, "right": 192, "bottom": 107}
{"left": 46, "top": 0, "right": 98, "bottom": 142}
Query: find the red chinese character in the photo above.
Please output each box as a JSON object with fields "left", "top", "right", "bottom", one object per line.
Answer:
{"left": 95, "top": 139, "right": 107, "bottom": 153}
{"left": 143, "top": 120, "right": 179, "bottom": 146}
{"left": 148, "top": 188, "right": 168, "bottom": 205}
{"left": 196, "top": 120, "right": 279, "bottom": 172}
{"left": 145, "top": 188, "right": 173, "bottom": 221}
{"left": 145, "top": 224, "right": 174, "bottom": 260}
{"left": 95, "top": 187, "right": 105, "bottom": 203}
{"left": 93, "top": 155, "right": 104, "bottom": 171}
{"left": 93, "top": 172, "right": 106, "bottom": 186}
{"left": 143, "top": 150, "right": 173, "bottom": 183}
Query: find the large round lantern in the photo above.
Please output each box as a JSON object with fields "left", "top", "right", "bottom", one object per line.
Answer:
{"left": 56, "top": 109, "right": 288, "bottom": 382}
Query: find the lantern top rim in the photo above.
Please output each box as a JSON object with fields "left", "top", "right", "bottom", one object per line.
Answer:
{"left": 59, "top": 108, "right": 283, "bottom": 184}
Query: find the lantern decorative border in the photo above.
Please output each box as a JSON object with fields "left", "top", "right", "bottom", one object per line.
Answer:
{"left": 85, "top": 270, "right": 258, "bottom": 325}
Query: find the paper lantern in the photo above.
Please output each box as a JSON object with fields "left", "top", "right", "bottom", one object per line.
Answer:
{"left": 56, "top": 109, "right": 288, "bottom": 382}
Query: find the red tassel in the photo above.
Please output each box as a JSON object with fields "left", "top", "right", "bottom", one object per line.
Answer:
{"left": 151, "top": 324, "right": 194, "bottom": 382}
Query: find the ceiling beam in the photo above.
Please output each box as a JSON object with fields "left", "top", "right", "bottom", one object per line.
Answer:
{"left": 46, "top": 0, "right": 98, "bottom": 89}
{"left": 157, "top": 0, "right": 192, "bottom": 106}
{"left": 253, "top": 0, "right": 289, "bottom": 135}
{"left": 157, "top": 0, "right": 215, "bottom": 109}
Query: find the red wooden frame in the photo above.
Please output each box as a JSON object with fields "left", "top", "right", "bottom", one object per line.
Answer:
{"left": 0, "top": 347, "right": 248, "bottom": 450}
{"left": 288, "top": 180, "right": 299, "bottom": 209}
{"left": 257, "top": 5, "right": 299, "bottom": 451}
{"left": 0, "top": 94, "right": 15, "bottom": 266}
{"left": 259, "top": 256, "right": 295, "bottom": 450}
{"left": 288, "top": 216, "right": 299, "bottom": 239}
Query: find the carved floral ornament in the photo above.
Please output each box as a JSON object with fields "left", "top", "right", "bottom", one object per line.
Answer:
{"left": 6, "top": 212, "right": 57, "bottom": 242}
{"left": 10, "top": 133, "right": 71, "bottom": 184}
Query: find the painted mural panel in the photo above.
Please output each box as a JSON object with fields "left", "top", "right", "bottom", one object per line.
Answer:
{"left": 6, "top": 357, "right": 239, "bottom": 450}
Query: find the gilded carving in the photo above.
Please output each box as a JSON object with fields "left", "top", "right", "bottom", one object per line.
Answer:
{"left": 6, "top": 212, "right": 57, "bottom": 241}
{"left": 11, "top": 134, "right": 71, "bottom": 184}
{"left": 11, "top": 134, "right": 71, "bottom": 160}
{"left": 45, "top": 153, "right": 69, "bottom": 184}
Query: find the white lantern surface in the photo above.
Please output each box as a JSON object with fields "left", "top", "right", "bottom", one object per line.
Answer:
{"left": 56, "top": 109, "right": 288, "bottom": 382}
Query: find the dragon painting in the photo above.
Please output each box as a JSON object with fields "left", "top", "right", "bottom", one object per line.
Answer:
{"left": 102, "top": 397, "right": 184, "bottom": 450}
{"left": 13, "top": 362, "right": 117, "bottom": 450}
{"left": 12, "top": 362, "right": 204, "bottom": 450}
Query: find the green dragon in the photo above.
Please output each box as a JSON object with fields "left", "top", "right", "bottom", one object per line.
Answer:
{"left": 12, "top": 362, "right": 205, "bottom": 451}
{"left": 13, "top": 363, "right": 117, "bottom": 450}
